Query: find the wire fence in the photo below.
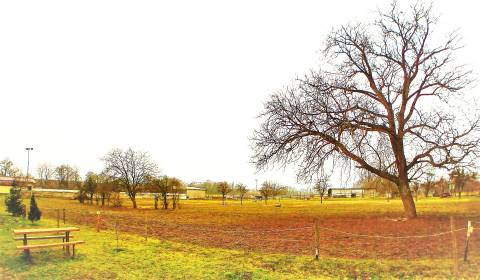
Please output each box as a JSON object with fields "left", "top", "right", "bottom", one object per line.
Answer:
{"left": 39, "top": 205, "right": 478, "bottom": 277}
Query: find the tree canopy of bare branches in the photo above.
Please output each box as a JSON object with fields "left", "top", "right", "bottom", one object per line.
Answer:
{"left": 251, "top": 2, "right": 479, "bottom": 218}
{"left": 0, "top": 158, "right": 21, "bottom": 177}
{"left": 55, "top": 164, "right": 79, "bottom": 189}
{"left": 36, "top": 163, "right": 55, "bottom": 187}
{"left": 235, "top": 183, "right": 249, "bottom": 205}
{"left": 102, "top": 148, "right": 158, "bottom": 208}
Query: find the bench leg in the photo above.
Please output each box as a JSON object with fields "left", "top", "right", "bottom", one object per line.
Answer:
{"left": 23, "top": 234, "right": 31, "bottom": 261}
{"left": 72, "top": 245, "right": 75, "bottom": 258}
{"left": 24, "top": 249, "right": 31, "bottom": 261}
{"left": 65, "top": 232, "right": 70, "bottom": 256}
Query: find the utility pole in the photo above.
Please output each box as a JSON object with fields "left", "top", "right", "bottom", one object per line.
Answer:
{"left": 25, "top": 147, "right": 33, "bottom": 195}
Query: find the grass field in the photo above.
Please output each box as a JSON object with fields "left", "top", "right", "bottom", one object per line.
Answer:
{"left": 1, "top": 195, "right": 480, "bottom": 279}
{"left": 0, "top": 186, "right": 11, "bottom": 194}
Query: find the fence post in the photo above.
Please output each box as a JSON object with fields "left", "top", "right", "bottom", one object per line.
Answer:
{"left": 144, "top": 211, "right": 148, "bottom": 242}
{"left": 115, "top": 220, "right": 119, "bottom": 251}
{"left": 62, "top": 209, "right": 66, "bottom": 224}
{"left": 450, "top": 216, "right": 459, "bottom": 279}
{"left": 56, "top": 209, "right": 60, "bottom": 228}
{"left": 96, "top": 211, "right": 101, "bottom": 232}
{"left": 314, "top": 219, "right": 320, "bottom": 260}
{"left": 463, "top": 221, "right": 473, "bottom": 262}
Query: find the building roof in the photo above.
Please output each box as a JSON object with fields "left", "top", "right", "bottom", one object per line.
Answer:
{"left": 186, "top": 186, "right": 205, "bottom": 191}
{"left": 0, "top": 176, "right": 36, "bottom": 183}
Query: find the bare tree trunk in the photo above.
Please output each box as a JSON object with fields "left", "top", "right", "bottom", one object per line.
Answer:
{"left": 398, "top": 180, "right": 417, "bottom": 219}
{"left": 130, "top": 195, "right": 137, "bottom": 209}
{"left": 162, "top": 194, "right": 168, "bottom": 209}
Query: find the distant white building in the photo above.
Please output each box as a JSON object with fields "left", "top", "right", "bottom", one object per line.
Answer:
{"left": 327, "top": 188, "right": 376, "bottom": 198}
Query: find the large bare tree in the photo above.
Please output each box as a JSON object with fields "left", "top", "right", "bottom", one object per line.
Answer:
{"left": 252, "top": 2, "right": 479, "bottom": 218}
{"left": 102, "top": 148, "right": 158, "bottom": 208}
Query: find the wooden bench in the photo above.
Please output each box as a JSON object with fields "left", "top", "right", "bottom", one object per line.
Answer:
{"left": 16, "top": 241, "right": 85, "bottom": 257}
{"left": 13, "top": 235, "right": 75, "bottom": 241}
{"left": 13, "top": 227, "right": 85, "bottom": 258}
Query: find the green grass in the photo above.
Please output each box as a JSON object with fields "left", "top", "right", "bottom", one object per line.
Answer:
{"left": 1, "top": 197, "right": 480, "bottom": 279}
{"left": 0, "top": 186, "right": 11, "bottom": 194}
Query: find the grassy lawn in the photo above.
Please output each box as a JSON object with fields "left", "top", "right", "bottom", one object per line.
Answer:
{"left": 0, "top": 186, "right": 11, "bottom": 194}
{"left": 1, "top": 196, "right": 480, "bottom": 279}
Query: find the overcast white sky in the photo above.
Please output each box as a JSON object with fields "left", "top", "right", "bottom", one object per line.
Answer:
{"left": 0, "top": 0, "right": 479, "bottom": 189}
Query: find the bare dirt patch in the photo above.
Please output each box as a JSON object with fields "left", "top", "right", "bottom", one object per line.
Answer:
{"left": 37, "top": 197, "right": 480, "bottom": 260}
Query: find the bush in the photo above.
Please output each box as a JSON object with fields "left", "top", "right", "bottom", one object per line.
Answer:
{"left": 28, "top": 194, "right": 41, "bottom": 223}
{"left": 111, "top": 192, "right": 122, "bottom": 207}
{"left": 4, "top": 181, "right": 25, "bottom": 217}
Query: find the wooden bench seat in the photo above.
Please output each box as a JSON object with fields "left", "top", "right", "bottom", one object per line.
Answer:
{"left": 17, "top": 241, "right": 85, "bottom": 256}
{"left": 14, "top": 235, "right": 74, "bottom": 241}
{"left": 13, "top": 227, "right": 82, "bottom": 258}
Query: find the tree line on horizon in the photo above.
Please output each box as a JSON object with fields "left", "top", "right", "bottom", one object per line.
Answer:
{"left": 1, "top": 150, "right": 294, "bottom": 209}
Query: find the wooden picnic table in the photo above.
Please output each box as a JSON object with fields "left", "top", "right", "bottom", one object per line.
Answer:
{"left": 13, "top": 227, "right": 81, "bottom": 257}
{"left": 13, "top": 227, "right": 79, "bottom": 235}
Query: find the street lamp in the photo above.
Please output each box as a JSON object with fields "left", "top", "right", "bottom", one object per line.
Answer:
{"left": 25, "top": 147, "right": 33, "bottom": 193}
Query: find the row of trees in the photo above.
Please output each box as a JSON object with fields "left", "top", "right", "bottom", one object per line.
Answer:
{"left": 357, "top": 169, "right": 479, "bottom": 199}
{"left": 0, "top": 158, "right": 22, "bottom": 177}
{"left": 4, "top": 148, "right": 333, "bottom": 209}
{"left": 1, "top": 158, "right": 82, "bottom": 190}
{"left": 90, "top": 148, "right": 251, "bottom": 209}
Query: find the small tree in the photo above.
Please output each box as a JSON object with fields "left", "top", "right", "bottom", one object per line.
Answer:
{"left": 450, "top": 169, "right": 476, "bottom": 199}
{"left": 4, "top": 180, "right": 25, "bottom": 216}
{"left": 96, "top": 174, "right": 116, "bottom": 206}
{"left": 235, "top": 183, "right": 248, "bottom": 205}
{"left": 110, "top": 192, "right": 122, "bottom": 207}
{"left": 148, "top": 176, "right": 166, "bottom": 210}
{"left": 271, "top": 183, "right": 285, "bottom": 202}
{"left": 422, "top": 172, "right": 435, "bottom": 198}
{"left": 314, "top": 177, "right": 330, "bottom": 204}
{"left": 36, "top": 163, "right": 55, "bottom": 188}
{"left": 159, "top": 177, "right": 170, "bottom": 209}
{"left": 259, "top": 181, "right": 274, "bottom": 204}
{"left": 28, "top": 194, "right": 41, "bottom": 223}
{"left": 170, "top": 177, "right": 183, "bottom": 209}
{"left": 433, "top": 177, "right": 449, "bottom": 196}
{"left": 84, "top": 172, "right": 98, "bottom": 204}
{"left": 217, "top": 181, "right": 231, "bottom": 205}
